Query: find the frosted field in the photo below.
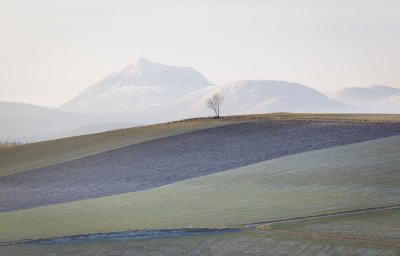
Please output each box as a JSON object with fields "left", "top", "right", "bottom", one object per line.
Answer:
{"left": 0, "top": 135, "right": 399, "bottom": 243}
{"left": 1, "top": 121, "right": 399, "bottom": 212}
{"left": 0, "top": 114, "right": 399, "bottom": 255}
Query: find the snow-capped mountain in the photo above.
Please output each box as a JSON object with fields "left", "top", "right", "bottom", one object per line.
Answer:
{"left": 159, "top": 80, "right": 356, "bottom": 121}
{"left": 330, "top": 85, "right": 400, "bottom": 113}
{"left": 60, "top": 58, "right": 358, "bottom": 123}
{"left": 3, "top": 58, "right": 398, "bottom": 142}
{"left": 214, "top": 80, "right": 350, "bottom": 114}
{"left": 0, "top": 102, "right": 138, "bottom": 142}
{"left": 60, "top": 58, "right": 213, "bottom": 114}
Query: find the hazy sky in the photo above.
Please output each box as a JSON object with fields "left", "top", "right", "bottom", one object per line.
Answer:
{"left": 1, "top": 0, "right": 399, "bottom": 107}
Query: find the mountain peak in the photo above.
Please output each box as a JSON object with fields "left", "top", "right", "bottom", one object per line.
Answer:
{"left": 136, "top": 57, "right": 150, "bottom": 64}
{"left": 133, "top": 57, "right": 151, "bottom": 68}
{"left": 120, "top": 57, "right": 151, "bottom": 74}
{"left": 60, "top": 59, "right": 213, "bottom": 112}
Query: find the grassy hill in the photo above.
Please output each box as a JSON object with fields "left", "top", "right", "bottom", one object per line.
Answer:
{"left": 267, "top": 207, "right": 400, "bottom": 242}
{"left": 3, "top": 120, "right": 399, "bottom": 212}
{"left": 1, "top": 135, "right": 399, "bottom": 243}
{"left": 2, "top": 113, "right": 399, "bottom": 178}
{"left": 3, "top": 209, "right": 399, "bottom": 255}
{"left": 0, "top": 120, "right": 230, "bottom": 177}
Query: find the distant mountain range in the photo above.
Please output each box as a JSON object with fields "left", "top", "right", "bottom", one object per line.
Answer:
{"left": 0, "top": 102, "right": 138, "bottom": 142}
{"left": 330, "top": 85, "right": 400, "bottom": 112}
{"left": 1, "top": 58, "right": 399, "bottom": 141}
{"left": 59, "top": 58, "right": 359, "bottom": 122}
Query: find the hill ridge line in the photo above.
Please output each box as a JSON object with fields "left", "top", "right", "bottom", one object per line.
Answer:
{"left": 2, "top": 118, "right": 399, "bottom": 177}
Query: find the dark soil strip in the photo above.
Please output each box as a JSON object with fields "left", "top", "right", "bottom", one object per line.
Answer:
{"left": 0, "top": 228, "right": 237, "bottom": 246}
{"left": 245, "top": 204, "right": 400, "bottom": 227}
{"left": 1, "top": 120, "right": 399, "bottom": 212}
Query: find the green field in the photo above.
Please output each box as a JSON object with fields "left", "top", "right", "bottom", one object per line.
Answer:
{"left": 268, "top": 207, "right": 400, "bottom": 242}
{"left": 1, "top": 135, "right": 399, "bottom": 243}
{"left": 1, "top": 232, "right": 398, "bottom": 256}
{"left": 2, "top": 208, "right": 399, "bottom": 256}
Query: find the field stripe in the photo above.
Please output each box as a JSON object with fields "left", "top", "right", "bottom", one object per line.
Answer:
{"left": 0, "top": 135, "right": 399, "bottom": 242}
{"left": 245, "top": 204, "right": 400, "bottom": 227}
{"left": 2, "top": 114, "right": 399, "bottom": 177}
{"left": 0, "top": 120, "right": 231, "bottom": 177}
{"left": 1, "top": 205, "right": 398, "bottom": 246}
{"left": 1, "top": 121, "right": 399, "bottom": 212}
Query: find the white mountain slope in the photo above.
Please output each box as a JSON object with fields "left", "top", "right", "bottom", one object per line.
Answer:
{"left": 59, "top": 58, "right": 357, "bottom": 123}
{"left": 215, "top": 80, "right": 354, "bottom": 114}
{"left": 60, "top": 58, "right": 214, "bottom": 114}
{"left": 6, "top": 58, "right": 397, "bottom": 142}
{"left": 0, "top": 102, "right": 137, "bottom": 142}
{"left": 331, "top": 85, "right": 400, "bottom": 113}
{"left": 161, "top": 80, "right": 356, "bottom": 121}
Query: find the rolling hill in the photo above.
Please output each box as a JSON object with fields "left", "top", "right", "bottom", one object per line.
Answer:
{"left": 0, "top": 134, "right": 399, "bottom": 243}
{"left": 0, "top": 102, "right": 138, "bottom": 142}
{"left": 0, "top": 119, "right": 230, "bottom": 177}
{"left": 0, "top": 113, "right": 399, "bottom": 255}
{"left": 331, "top": 85, "right": 400, "bottom": 113}
{"left": 1, "top": 120, "right": 399, "bottom": 212}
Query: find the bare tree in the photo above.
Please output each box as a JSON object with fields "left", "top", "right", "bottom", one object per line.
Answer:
{"left": 206, "top": 93, "right": 224, "bottom": 118}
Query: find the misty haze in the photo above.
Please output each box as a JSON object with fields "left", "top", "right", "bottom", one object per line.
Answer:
{"left": 0, "top": 1, "right": 399, "bottom": 256}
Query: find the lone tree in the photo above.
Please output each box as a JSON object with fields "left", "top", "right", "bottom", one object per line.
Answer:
{"left": 206, "top": 93, "right": 224, "bottom": 118}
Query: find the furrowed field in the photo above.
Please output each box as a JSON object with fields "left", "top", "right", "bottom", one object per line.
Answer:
{"left": 0, "top": 114, "right": 399, "bottom": 255}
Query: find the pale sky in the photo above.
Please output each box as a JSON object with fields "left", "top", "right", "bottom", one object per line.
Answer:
{"left": 1, "top": 0, "right": 399, "bottom": 107}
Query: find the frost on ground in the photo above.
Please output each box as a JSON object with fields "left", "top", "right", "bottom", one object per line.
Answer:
{"left": 0, "top": 120, "right": 399, "bottom": 212}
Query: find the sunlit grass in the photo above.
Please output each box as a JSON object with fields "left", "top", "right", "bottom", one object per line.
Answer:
{"left": 0, "top": 135, "right": 399, "bottom": 243}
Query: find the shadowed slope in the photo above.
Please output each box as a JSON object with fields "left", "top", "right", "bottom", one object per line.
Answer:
{"left": 0, "top": 121, "right": 399, "bottom": 212}
{"left": 2, "top": 113, "right": 399, "bottom": 177}
{"left": 0, "top": 135, "right": 399, "bottom": 243}
{"left": 0, "top": 120, "right": 229, "bottom": 177}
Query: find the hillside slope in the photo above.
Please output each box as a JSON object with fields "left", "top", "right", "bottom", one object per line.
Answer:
{"left": 4, "top": 113, "right": 398, "bottom": 178}
{"left": 0, "top": 135, "right": 399, "bottom": 243}
{"left": 1, "top": 120, "right": 399, "bottom": 212}
{"left": 0, "top": 120, "right": 229, "bottom": 177}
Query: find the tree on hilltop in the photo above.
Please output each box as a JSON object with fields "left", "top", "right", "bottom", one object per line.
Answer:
{"left": 206, "top": 93, "right": 224, "bottom": 118}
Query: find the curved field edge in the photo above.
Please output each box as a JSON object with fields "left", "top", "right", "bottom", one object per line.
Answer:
{"left": 0, "top": 135, "right": 399, "bottom": 243}
{"left": 0, "top": 120, "right": 231, "bottom": 176}
{"left": 265, "top": 207, "right": 400, "bottom": 242}
{"left": 4, "top": 120, "right": 399, "bottom": 213}
{"left": 2, "top": 230, "right": 398, "bottom": 256}
{"left": 1, "top": 113, "right": 399, "bottom": 177}
{"left": 1, "top": 209, "right": 399, "bottom": 255}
